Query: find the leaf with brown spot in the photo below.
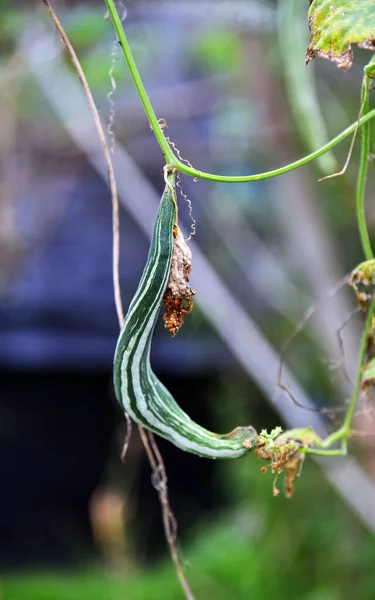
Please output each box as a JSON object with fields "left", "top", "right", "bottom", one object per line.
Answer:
{"left": 349, "top": 260, "right": 375, "bottom": 310}
{"left": 307, "top": 0, "right": 375, "bottom": 70}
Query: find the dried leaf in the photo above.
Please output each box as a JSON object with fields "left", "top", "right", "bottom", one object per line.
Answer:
{"left": 163, "top": 225, "right": 195, "bottom": 337}
{"left": 255, "top": 433, "right": 304, "bottom": 498}
{"left": 282, "top": 449, "right": 305, "bottom": 498}
{"left": 307, "top": 0, "right": 375, "bottom": 70}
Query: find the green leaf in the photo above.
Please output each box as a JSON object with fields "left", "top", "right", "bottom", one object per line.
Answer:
{"left": 259, "top": 427, "right": 283, "bottom": 442}
{"left": 307, "top": 0, "right": 375, "bottom": 70}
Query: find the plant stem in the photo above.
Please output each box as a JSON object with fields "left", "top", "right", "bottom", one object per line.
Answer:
{"left": 323, "top": 426, "right": 346, "bottom": 448}
{"left": 342, "top": 298, "right": 375, "bottom": 434}
{"left": 301, "top": 62, "right": 375, "bottom": 459}
{"left": 104, "top": 0, "right": 375, "bottom": 184}
{"left": 356, "top": 58, "right": 375, "bottom": 261}
{"left": 303, "top": 447, "right": 345, "bottom": 457}
{"left": 302, "top": 298, "right": 374, "bottom": 456}
{"left": 175, "top": 111, "right": 375, "bottom": 181}
{"left": 104, "top": 0, "right": 176, "bottom": 166}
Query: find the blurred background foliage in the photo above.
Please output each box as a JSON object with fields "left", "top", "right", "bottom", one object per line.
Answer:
{"left": 1, "top": 1, "right": 375, "bottom": 599}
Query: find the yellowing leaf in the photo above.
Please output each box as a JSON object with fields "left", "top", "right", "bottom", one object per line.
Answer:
{"left": 307, "top": 0, "right": 375, "bottom": 70}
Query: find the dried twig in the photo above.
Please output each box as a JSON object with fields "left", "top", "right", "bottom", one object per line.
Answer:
{"left": 277, "top": 274, "right": 350, "bottom": 414}
{"left": 138, "top": 427, "right": 194, "bottom": 599}
{"left": 317, "top": 87, "right": 369, "bottom": 183}
{"left": 42, "top": 3, "right": 192, "bottom": 598}
{"left": 121, "top": 412, "right": 133, "bottom": 462}
{"left": 42, "top": 0, "right": 124, "bottom": 325}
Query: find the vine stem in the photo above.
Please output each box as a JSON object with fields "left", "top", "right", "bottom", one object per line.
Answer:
{"left": 105, "top": 0, "right": 375, "bottom": 461}
{"left": 299, "top": 58, "right": 375, "bottom": 458}
{"left": 302, "top": 298, "right": 375, "bottom": 457}
{"left": 43, "top": 3, "right": 193, "bottom": 597}
{"left": 356, "top": 56, "right": 375, "bottom": 262}
{"left": 302, "top": 447, "right": 345, "bottom": 457}
{"left": 104, "top": 0, "right": 176, "bottom": 166}
{"left": 104, "top": 0, "right": 375, "bottom": 184}
{"left": 342, "top": 298, "right": 375, "bottom": 435}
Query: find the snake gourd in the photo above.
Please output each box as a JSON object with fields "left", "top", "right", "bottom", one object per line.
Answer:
{"left": 113, "top": 177, "right": 257, "bottom": 458}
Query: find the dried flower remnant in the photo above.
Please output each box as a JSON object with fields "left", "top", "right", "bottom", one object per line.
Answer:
{"left": 282, "top": 449, "right": 305, "bottom": 499}
{"left": 163, "top": 225, "right": 195, "bottom": 337}
{"left": 250, "top": 428, "right": 305, "bottom": 498}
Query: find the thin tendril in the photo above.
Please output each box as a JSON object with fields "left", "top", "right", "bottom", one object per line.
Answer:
{"left": 162, "top": 130, "right": 196, "bottom": 239}
{"left": 42, "top": 5, "right": 191, "bottom": 597}
{"left": 317, "top": 88, "right": 368, "bottom": 182}
{"left": 277, "top": 274, "right": 350, "bottom": 411}
{"left": 176, "top": 173, "right": 196, "bottom": 240}
{"left": 334, "top": 306, "right": 361, "bottom": 386}
{"left": 108, "top": 38, "right": 119, "bottom": 154}
{"left": 42, "top": 0, "right": 124, "bottom": 327}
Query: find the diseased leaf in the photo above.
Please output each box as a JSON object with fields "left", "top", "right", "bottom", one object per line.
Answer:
{"left": 306, "top": 0, "right": 375, "bottom": 70}
{"left": 349, "top": 260, "right": 375, "bottom": 310}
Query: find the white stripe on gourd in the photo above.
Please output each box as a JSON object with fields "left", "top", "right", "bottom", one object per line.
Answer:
{"left": 113, "top": 176, "right": 257, "bottom": 458}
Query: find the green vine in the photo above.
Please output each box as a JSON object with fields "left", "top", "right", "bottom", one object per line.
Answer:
{"left": 104, "top": 0, "right": 176, "bottom": 166}
{"left": 104, "top": 0, "right": 375, "bottom": 184}
{"left": 357, "top": 56, "right": 375, "bottom": 262}
{"left": 295, "top": 298, "right": 375, "bottom": 457}
{"left": 104, "top": 0, "right": 375, "bottom": 465}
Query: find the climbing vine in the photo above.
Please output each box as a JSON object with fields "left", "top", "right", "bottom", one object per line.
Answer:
{"left": 43, "top": 0, "right": 375, "bottom": 597}
{"left": 105, "top": 0, "right": 375, "bottom": 461}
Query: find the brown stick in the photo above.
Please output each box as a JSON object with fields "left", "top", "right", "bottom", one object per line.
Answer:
{"left": 138, "top": 427, "right": 194, "bottom": 599}
{"left": 42, "top": 3, "right": 193, "bottom": 598}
